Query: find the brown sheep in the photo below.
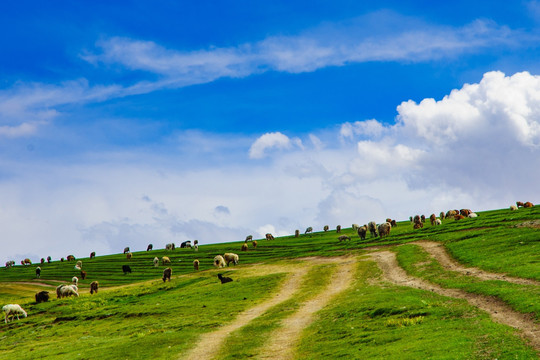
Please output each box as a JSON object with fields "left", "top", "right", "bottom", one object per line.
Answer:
{"left": 23, "top": 258, "right": 32, "bottom": 265}
{"left": 420, "top": 215, "right": 426, "bottom": 223}
{"left": 80, "top": 270, "right": 87, "bottom": 280}
{"left": 386, "top": 218, "right": 392, "bottom": 223}
{"left": 90, "top": 281, "right": 99, "bottom": 294}
{"left": 123, "top": 247, "right": 130, "bottom": 254}
{"left": 66, "top": 255, "right": 75, "bottom": 261}
{"left": 440, "top": 212, "right": 445, "bottom": 220}
{"left": 323, "top": 225, "right": 329, "bottom": 232}
{"left": 460, "top": 209, "right": 471, "bottom": 217}
{"left": 454, "top": 215, "right": 465, "bottom": 220}
{"left": 126, "top": 252, "right": 132, "bottom": 260}
{"left": 516, "top": 201, "right": 525, "bottom": 207}
{"left": 40, "top": 258, "right": 45, "bottom": 264}
{"left": 193, "top": 259, "right": 200, "bottom": 271}
{"left": 429, "top": 214, "right": 437, "bottom": 226}
{"left": 413, "top": 215, "right": 420, "bottom": 223}
{"left": 241, "top": 243, "right": 248, "bottom": 252}
{"left": 413, "top": 222, "right": 423, "bottom": 229}
{"left": 524, "top": 201, "right": 534, "bottom": 208}
{"left": 378, "top": 222, "right": 391, "bottom": 238}
{"left": 357, "top": 225, "right": 367, "bottom": 240}
{"left": 336, "top": 225, "right": 341, "bottom": 233}
{"left": 390, "top": 220, "right": 397, "bottom": 227}
{"left": 265, "top": 233, "right": 274, "bottom": 241}
{"left": 295, "top": 229, "right": 300, "bottom": 237}
{"left": 338, "top": 235, "right": 351, "bottom": 242}
{"left": 252, "top": 240, "right": 258, "bottom": 248}
{"left": 162, "top": 268, "right": 172, "bottom": 282}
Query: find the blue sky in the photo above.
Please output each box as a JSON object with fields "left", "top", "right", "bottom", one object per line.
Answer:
{"left": 2, "top": 1, "right": 540, "bottom": 263}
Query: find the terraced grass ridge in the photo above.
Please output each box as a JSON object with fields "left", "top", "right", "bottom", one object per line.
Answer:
{"left": 0, "top": 205, "right": 539, "bottom": 359}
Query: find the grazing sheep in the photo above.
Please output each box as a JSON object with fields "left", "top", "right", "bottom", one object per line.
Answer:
{"left": 323, "top": 225, "right": 329, "bottom": 232}
{"left": 378, "top": 222, "right": 392, "bottom": 238}
{"left": 20, "top": 261, "right": 24, "bottom": 266}
{"left": 35, "top": 291, "right": 49, "bottom": 303}
{"left": 3, "top": 304, "right": 27, "bottom": 323}
{"left": 162, "top": 256, "right": 171, "bottom": 265}
{"left": 90, "top": 252, "right": 96, "bottom": 259}
{"left": 352, "top": 224, "right": 360, "bottom": 231}
{"left": 435, "top": 219, "right": 442, "bottom": 225}
{"left": 440, "top": 212, "right": 445, "bottom": 220}
{"left": 429, "top": 214, "right": 437, "bottom": 226}
{"left": 468, "top": 213, "right": 478, "bottom": 218}
{"left": 47, "top": 256, "right": 51, "bottom": 263}
{"left": 413, "top": 222, "right": 424, "bottom": 229}
{"left": 5, "top": 261, "right": 12, "bottom": 268}
{"left": 390, "top": 220, "right": 397, "bottom": 227}
{"left": 90, "top": 281, "right": 99, "bottom": 294}
{"left": 223, "top": 253, "right": 239, "bottom": 266}
{"left": 241, "top": 243, "right": 248, "bottom": 252}
{"left": 193, "top": 259, "right": 200, "bottom": 271}
{"left": 56, "top": 284, "right": 79, "bottom": 299}
{"left": 80, "top": 270, "right": 87, "bottom": 280}
{"left": 165, "top": 243, "right": 175, "bottom": 251}
{"left": 245, "top": 235, "right": 253, "bottom": 242}
{"left": 122, "top": 265, "right": 132, "bottom": 274}
{"left": 147, "top": 244, "right": 153, "bottom": 251}
{"left": 252, "top": 240, "right": 258, "bottom": 248}
{"left": 193, "top": 240, "right": 199, "bottom": 251}
{"left": 213, "top": 255, "right": 226, "bottom": 268}
{"left": 367, "top": 222, "right": 378, "bottom": 237}
{"left": 66, "top": 255, "right": 75, "bottom": 262}
{"left": 265, "top": 233, "right": 274, "bottom": 241}
{"left": 413, "top": 215, "right": 420, "bottom": 223}
{"left": 516, "top": 201, "right": 525, "bottom": 208}
{"left": 454, "top": 215, "right": 465, "bottom": 220}
{"left": 446, "top": 210, "right": 458, "bottom": 218}
{"left": 524, "top": 201, "right": 534, "bottom": 208}
{"left": 304, "top": 227, "right": 313, "bottom": 235}
{"left": 336, "top": 225, "right": 341, "bottom": 233}
{"left": 60, "top": 258, "right": 64, "bottom": 262}
{"left": 126, "top": 252, "right": 132, "bottom": 260}
{"left": 74, "top": 264, "right": 82, "bottom": 271}
{"left": 510, "top": 205, "right": 518, "bottom": 210}
{"left": 72, "top": 276, "right": 79, "bottom": 286}
{"left": 162, "top": 267, "right": 172, "bottom": 282}
{"left": 23, "top": 258, "right": 32, "bottom": 265}
{"left": 420, "top": 215, "right": 426, "bottom": 223}
{"left": 409, "top": 216, "right": 413, "bottom": 223}
{"left": 460, "top": 209, "right": 472, "bottom": 217}
{"left": 295, "top": 229, "right": 300, "bottom": 237}
{"left": 153, "top": 257, "right": 159, "bottom": 267}
{"left": 338, "top": 235, "right": 351, "bottom": 242}
{"left": 40, "top": 258, "right": 45, "bottom": 264}
{"left": 76, "top": 260, "right": 82, "bottom": 268}
{"left": 123, "top": 247, "right": 130, "bottom": 254}
{"left": 357, "top": 225, "right": 367, "bottom": 240}
{"left": 35, "top": 267, "right": 41, "bottom": 278}
{"left": 180, "top": 241, "right": 192, "bottom": 248}
{"left": 218, "top": 274, "right": 233, "bottom": 284}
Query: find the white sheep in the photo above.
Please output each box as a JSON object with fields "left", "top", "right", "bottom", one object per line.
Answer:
{"left": 213, "top": 255, "right": 226, "bottom": 268}
{"left": 153, "top": 257, "right": 159, "bottom": 267}
{"left": 76, "top": 260, "right": 82, "bottom": 268}
{"left": 468, "top": 213, "right": 478, "bottom": 218}
{"left": 2, "top": 304, "right": 27, "bottom": 323}
{"left": 74, "top": 264, "right": 82, "bottom": 270}
{"left": 72, "top": 276, "right": 79, "bottom": 286}
{"left": 352, "top": 224, "right": 360, "bottom": 231}
{"left": 435, "top": 219, "right": 442, "bottom": 225}
{"left": 510, "top": 205, "right": 518, "bottom": 211}
{"left": 223, "top": 253, "right": 239, "bottom": 266}
{"left": 56, "top": 284, "right": 79, "bottom": 299}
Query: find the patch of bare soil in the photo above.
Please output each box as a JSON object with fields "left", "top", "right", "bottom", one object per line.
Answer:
{"left": 181, "top": 264, "right": 310, "bottom": 360}
{"left": 257, "top": 258, "right": 357, "bottom": 360}
{"left": 370, "top": 251, "right": 540, "bottom": 352}
{"left": 411, "top": 241, "right": 540, "bottom": 286}
{"left": 515, "top": 219, "right": 540, "bottom": 229}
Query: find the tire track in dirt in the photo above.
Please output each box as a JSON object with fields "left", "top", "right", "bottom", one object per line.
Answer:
{"left": 181, "top": 265, "right": 310, "bottom": 360}
{"left": 412, "top": 241, "right": 540, "bottom": 286}
{"left": 370, "top": 251, "right": 540, "bottom": 352}
{"left": 257, "top": 258, "right": 357, "bottom": 360}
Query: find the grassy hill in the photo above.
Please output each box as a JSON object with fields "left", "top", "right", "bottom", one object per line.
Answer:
{"left": 0, "top": 205, "right": 539, "bottom": 359}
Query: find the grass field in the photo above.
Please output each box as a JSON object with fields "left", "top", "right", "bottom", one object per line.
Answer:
{"left": 0, "top": 205, "right": 539, "bottom": 359}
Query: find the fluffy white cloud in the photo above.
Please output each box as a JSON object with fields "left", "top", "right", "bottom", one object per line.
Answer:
{"left": 249, "top": 132, "right": 299, "bottom": 159}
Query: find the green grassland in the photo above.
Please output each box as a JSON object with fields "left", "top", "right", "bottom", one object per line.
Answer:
{"left": 0, "top": 205, "right": 539, "bottom": 359}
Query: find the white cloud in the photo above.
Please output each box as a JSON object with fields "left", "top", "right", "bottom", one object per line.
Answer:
{"left": 249, "top": 132, "right": 297, "bottom": 159}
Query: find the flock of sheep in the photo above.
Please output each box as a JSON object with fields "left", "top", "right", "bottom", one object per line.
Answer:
{"left": 2, "top": 200, "right": 534, "bottom": 325}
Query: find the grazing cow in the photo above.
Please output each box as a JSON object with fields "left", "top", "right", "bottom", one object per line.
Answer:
{"left": 180, "top": 241, "right": 192, "bottom": 248}
{"left": 90, "top": 252, "right": 96, "bottom": 259}
{"left": 162, "top": 268, "right": 172, "bottom": 282}
{"left": 218, "top": 274, "right": 233, "bottom": 284}
{"left": 336, "top": 225, "right": 341, "bottom": 233}
{"left": 147, "top": 244, "right": 153, "bottom": 251}
{"left": 35, "top": 291, "right": 49, "bottom": 303}
{"left": 35, "top": 267, "right": 41, "bottom": 278}
{"left": 90, "top": 281, "right": 99, "bottom": 294}
{"left": 122, "top": 265, "right": 132, "bottom": 274}
{"left": 123, "top": 247, "right": 130, "bottom": 254}
{"left": 265, "top": 233, "right": 274, "bottom": 241}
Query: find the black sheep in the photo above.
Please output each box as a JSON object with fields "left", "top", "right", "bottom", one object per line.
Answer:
{"left": 218, "top": 274, "right": 233, "bottom": 284}
{"left": 35, "top": 291, "right": 49, "bottom": 303}
{"left": 122, "top": 265, "right": 132, "bottom": 274}
{"left": 162, "top": 267, "right": 172, "bottom": 282}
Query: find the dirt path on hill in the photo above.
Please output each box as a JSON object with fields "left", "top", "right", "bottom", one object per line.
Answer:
{"left": 257, "top": 258, "right": 356, "bottom": 360}
{"left": 370, "top": 251, "right": 540, "bottom": 352}
{"left": 181, "top": 265, "right": 310, "bottom": 360}
{"left": 412, "top": 241, "right": 540, "bottom": 286}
